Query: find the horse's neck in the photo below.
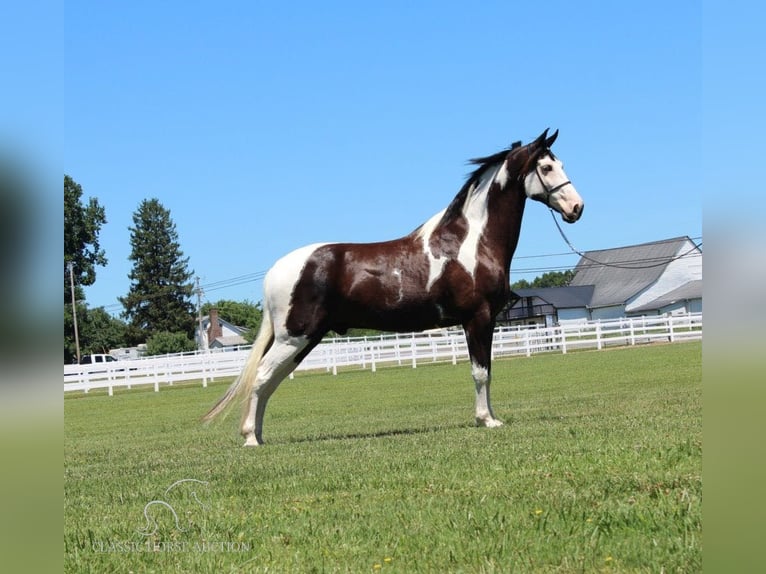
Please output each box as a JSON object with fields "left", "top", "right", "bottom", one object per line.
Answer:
{"left": 416, "top": 170, "right": 527, "bottom": 276}
{"left": 471, "top": 177, "right": 528, "bottom": 271}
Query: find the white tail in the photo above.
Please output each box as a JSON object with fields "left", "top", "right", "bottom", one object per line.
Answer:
{"left": 201, "top": 309, "right": 274, "bottom": 423}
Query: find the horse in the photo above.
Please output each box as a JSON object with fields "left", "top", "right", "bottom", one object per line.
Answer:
{"left": 203, "top": 129, "right": 584, "bottom": 446}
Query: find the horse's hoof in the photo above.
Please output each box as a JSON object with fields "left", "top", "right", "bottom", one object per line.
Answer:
{"left": 243, "top": 435, "right": 261, "bottom": 447}
{"left": 476, "top": 417, "right": 504, "bottom": 428}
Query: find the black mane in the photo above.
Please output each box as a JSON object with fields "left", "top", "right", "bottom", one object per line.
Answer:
{"left": 440, "top": 142, "right": 524, "bottom": 224}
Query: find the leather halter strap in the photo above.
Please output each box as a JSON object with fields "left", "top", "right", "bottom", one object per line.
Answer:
{"left": 533, "top": 152, "right": 571, "bottom": 205}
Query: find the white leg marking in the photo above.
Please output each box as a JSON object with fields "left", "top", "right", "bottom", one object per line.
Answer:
{"left": 239, "top": 247, "right": 324, "bottom": 446}
{"left": 472, "top": 360, "right": 503, "bottom": 428}
{"left": 241, "top": 336, "right": 311, "bottom": 446}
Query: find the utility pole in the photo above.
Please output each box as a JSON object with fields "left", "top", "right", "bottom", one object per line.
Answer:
{"left": 195, "top": 276, "right": 206, "bottom": 351}
{"left": 68, "top": 262, "right": 81, "bottom": 364}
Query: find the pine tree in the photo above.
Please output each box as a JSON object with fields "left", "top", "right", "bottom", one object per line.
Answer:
{"left": 120, "top": 198, "right": 195, "bottom": 344}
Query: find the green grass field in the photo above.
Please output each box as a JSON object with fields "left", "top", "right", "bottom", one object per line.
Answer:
{"left": 64, "top": 341, "right": 701, "bottom": 573}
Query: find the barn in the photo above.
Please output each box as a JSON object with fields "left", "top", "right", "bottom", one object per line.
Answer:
{"left": 500, "top": 236, "right": 702, "bottom": 326}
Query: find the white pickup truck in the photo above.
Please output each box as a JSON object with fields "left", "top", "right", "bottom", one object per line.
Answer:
{"left": 79, "top": 353, "right": 117, "bottom": 365}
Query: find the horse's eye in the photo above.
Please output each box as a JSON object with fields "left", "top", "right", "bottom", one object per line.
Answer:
{"left": 541, "top": 165, "right": 553, "bottom": 174}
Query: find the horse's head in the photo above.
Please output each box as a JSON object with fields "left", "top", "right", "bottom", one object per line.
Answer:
{"left": 519, "top": 129, "right": 584, "bottom": 224}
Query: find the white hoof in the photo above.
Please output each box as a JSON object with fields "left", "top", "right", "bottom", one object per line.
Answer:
{"left": 476, "top": 417, "right": 504, "bottom": 428}
{"left": 243, "top": 434, "right": 261, "bottom": 447}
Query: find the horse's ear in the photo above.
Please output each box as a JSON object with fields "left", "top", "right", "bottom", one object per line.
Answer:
{"left": 545, "top": 129, "right": 559, "bottom": 148}
{"left": 534, "top": 129, "right": 549, "bottom": 148}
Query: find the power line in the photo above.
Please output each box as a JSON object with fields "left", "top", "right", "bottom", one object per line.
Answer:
{"left": 549, "top": 210, "right": 702, "bottom": 270}
{"left": 88, "top": 234, "right": 702, "bottom": 313}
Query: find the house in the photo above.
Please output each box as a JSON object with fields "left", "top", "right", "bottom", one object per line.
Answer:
{"left": 196, "top": 308, "right": 249, "bottom": 350}
{"left": 498, "top": 285, "right": 594, "bottom": 327}
{"left": 500, "top": 236, "right": 702, "bottom": 325}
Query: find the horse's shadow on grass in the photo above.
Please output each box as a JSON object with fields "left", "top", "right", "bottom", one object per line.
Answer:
{"left": 273, "top": 421, "right": 478, "bottom": 446}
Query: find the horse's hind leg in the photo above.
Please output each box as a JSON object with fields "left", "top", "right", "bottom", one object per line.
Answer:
{"left": 241, "top": 337, "right": 313, "bottom": 446}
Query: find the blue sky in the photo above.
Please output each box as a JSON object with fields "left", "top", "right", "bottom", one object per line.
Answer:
{"left": 65, "top": 1, "right": 703, "bottom": 314}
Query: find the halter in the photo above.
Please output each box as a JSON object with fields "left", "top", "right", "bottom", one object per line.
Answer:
{"left": 532, "top": 149, "right": 571, "bottom": 206}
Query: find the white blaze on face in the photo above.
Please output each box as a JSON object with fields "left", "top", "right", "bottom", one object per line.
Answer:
{"left": 524, "top": 156, "right": 583, "bottom": 222}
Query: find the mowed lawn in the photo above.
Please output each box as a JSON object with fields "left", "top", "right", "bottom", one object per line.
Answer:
{"left": 65, "top": 341, "right": 701, "bottom": 573}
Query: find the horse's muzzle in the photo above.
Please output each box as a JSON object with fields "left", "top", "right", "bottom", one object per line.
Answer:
{"left": 562, "top": 202, "right": 583, "bottom": 224}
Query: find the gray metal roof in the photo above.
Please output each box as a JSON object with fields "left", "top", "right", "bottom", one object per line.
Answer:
{"left": 628, "top": 280, "right": 702, "bottom": 313}
{"left": 511, "top": 285, "right": 595, "bottom": 308}
{"left": 210, "top": 335, "right": 249, "bottom": 347}
{"left": 569, "top": 236, "right": 696, "bottom": 308}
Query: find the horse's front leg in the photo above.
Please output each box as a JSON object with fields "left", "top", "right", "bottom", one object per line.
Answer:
{"left": 464, "top": 313, "right": 503, "bottom": 428}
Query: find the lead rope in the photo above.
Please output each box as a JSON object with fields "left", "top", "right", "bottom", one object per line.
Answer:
{"left": 549, "top": 208, "right": 702, "bottom": 270}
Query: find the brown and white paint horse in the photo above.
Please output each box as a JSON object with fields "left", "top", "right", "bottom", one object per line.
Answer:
{"left": 204, "top": 129, "right": 583, "bottom": 446}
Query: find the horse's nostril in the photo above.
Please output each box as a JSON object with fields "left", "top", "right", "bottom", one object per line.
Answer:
{"left": 574, "top": 203, "right": 583, "bottom": 217}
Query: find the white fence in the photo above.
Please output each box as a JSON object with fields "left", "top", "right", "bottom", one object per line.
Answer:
{"left": 64, "top": 313, "right": 702, "bottom": 396}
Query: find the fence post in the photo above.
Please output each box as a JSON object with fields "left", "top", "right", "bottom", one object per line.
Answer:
{"left": 524, "top": 329, "right": 531, "bottom": 357}
{"left": 560, "top": 325, "right": 567, "bottom": 355}
{"left": 629, "top": 317, "right": 636, "bottom": 346}
{"left": 668, "top": 315, "right": 675, "bottom": 343}
{"left": 411, "top": 333, "right": 417, "bottom": 368}
{"left": 596, "top": 321, "right": 603, "bottom": 350}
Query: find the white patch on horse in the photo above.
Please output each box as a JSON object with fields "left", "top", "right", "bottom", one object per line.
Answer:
{"left": 263, "top": 242, "right": 330, "bottom": 333}
{"left": 471, "top": 360, "right": 489, "bottom": 385}
{"left": 494, "top": 161, "right": 509, "bottom": 188}
{"left": 456, "top": 164, "right": 499, "bottom": 280}
{"left": 417, "top": 209, "right": 450, "bottom": 291}
{"left": 392, "top": 268, "right": 404, "bottom": 301}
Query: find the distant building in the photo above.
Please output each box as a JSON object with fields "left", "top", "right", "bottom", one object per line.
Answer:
{"left": 499, "top": 285, "right": 595, "bottom": 327}
{"left": 196, "top": 308, "right": 249, "bottom": 350}
{"left": 499, "top": 236, "right": 702, "bottom": 325}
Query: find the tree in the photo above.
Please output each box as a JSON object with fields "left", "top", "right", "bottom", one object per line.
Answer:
{"left": 511, "top": 270, "right": 574, "bottom": 290}
{"left": 80, "top": 308, "right": 128, "bottom": 356}
{"left": 145, "top": 331, "right": 197, "bottom": 356}
{"left": 510, "top": 278, "right": 531, "bottom": 290}
{"left": 64, "top": 306, "right": 129, "bottom": 364}
{"left": 64, "top": 175, "right": 107, "bottom": 302}
{"left": 120, "top": 198, "right": 195, "bottom": 345}
{"left": 64, "top": 175, "right": 108, "bottom": 361}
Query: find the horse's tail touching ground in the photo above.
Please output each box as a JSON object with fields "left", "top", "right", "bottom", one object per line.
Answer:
{"left": 201, "top": 308, "right": 274, "bottom": 423}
